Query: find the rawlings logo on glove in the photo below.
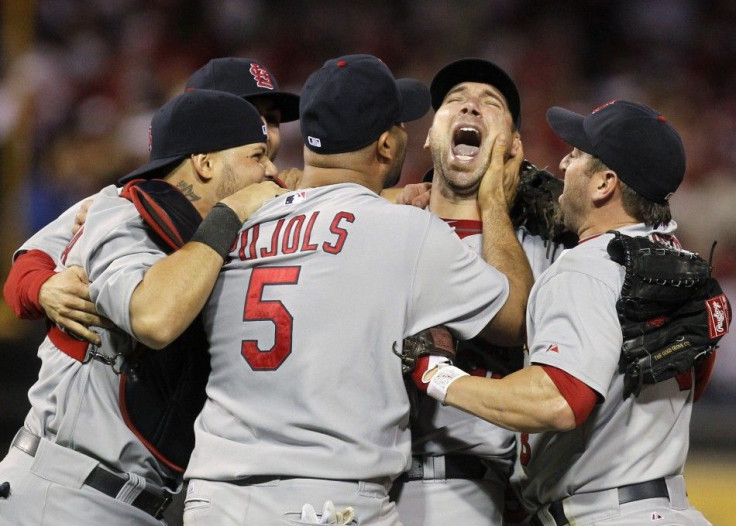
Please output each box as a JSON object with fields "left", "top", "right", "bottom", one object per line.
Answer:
{"left": 706, "top": 295, "right": 729, "bottom": 339}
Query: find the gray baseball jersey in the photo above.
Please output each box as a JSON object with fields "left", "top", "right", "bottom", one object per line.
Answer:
{"left": 185, "top": 183, "right": 511, "bottom": 483}
{"left": 19, "top": 185, "right": 177, "bottom": 487}
{"left": 515, "top": 221, "right": 694, "bottom": 511}
{"left": 410, "top": 221, "right": 559, "bottom": 460}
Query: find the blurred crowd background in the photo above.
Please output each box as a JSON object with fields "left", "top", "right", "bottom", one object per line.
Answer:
{"left": 0, "top": 0, "right": 734, "bottom": 520}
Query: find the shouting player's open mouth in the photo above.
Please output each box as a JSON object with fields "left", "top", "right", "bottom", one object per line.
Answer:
{"left": 451, "top": 125, "right": 481, "bottom": 161}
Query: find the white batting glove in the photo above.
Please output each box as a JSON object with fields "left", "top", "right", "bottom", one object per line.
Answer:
{"left": 426, "top": 363, "right": 469, "bottom": 404}
{"left": 300, "top": 500, "right": 355, "bottom": 524}
{"left": 301, "top": 503, "right": 320, "bottom": 523}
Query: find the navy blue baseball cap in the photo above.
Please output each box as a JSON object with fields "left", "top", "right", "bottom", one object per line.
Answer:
{"left": 118, "top": 90, "right": 267, "bottom": 184}
{"left": 546, "top": 100, "right": 686, "bottom": 203}
{"left": 430, "top": 58, "right": 521, "bottom": 130}
{"left": 185, "top": 57, "right": 300, "bottom": 122}
{"left": 299, "top": 54, "right": 431, "bottom": 154}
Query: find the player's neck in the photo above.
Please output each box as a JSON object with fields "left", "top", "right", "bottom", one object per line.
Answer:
{"left": 166, "top": 173, "right": 211, "bottom": 218}
{"left": 578, "top": 208, "right": 639, "bottom": 240}
{"left": 300, "top": 166, "right": 383, "bottom": 195}
{"left": 428, "top": 190, "right": 481, "bottom": 220}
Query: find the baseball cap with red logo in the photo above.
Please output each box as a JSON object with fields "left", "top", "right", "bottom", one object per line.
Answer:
{"left": 185, "top": 57, "right": 300, "bottom": 122}
{"left": 546, "top": 100, "right": 686, "bottom": 203}
{"left": 299, "top": 54, "right": 430, "bottom": 154}
{"left": 118, "top": 90, "right": 267, "bottom": 184}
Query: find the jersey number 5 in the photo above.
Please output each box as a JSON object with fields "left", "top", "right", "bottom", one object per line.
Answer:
{"left": 241, "top": 266, "right": 300, "bottom": 370}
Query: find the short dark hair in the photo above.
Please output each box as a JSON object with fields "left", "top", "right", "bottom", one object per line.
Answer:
{"left": 620, "top": 180, "right": 672, "bottom": 227}
{"left": 588, "top": 157, "right": 672, "bottom": 227}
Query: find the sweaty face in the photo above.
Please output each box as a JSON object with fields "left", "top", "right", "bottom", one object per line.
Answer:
{"left": 426, "top": 82, "right": 516, "bottom": 196}
{"left": 215, "top": 142, "right": 277, "bottom": 200}
{"left": 249, "top": 97, "right": 283, "bottom": 161}
{"left": 558, "top": 148, "right": 595, "bottom": 235}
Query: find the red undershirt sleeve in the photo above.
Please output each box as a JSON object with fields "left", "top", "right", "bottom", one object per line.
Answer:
{"left": 540, "top": 364, "right": 598, "bottom": 427}
{"left": 2, "top": 250, "right": 56, "bottom": 319}
{"left": 693, "top": 351, "right": 717, "bottom": 402}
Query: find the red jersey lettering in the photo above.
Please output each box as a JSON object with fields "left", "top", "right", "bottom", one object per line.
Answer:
{"left": 301, "top": 212, "right": 320, "bottom": 252}
{"left": 261, "top": 219, "right": 285, "bottom": 258}
{"left": 282, "top": 216, "right": 304, "bottom": 254}
{"left": 324, "top": 212, "right": 355, "bottom": 254}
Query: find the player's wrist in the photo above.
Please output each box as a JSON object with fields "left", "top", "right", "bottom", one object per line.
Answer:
{"left": 479, "top": 199, "right": 513, "bottom": 223}
{"left": 411, "top": 354, "right": 452, "bottom": 393}
{"left": 34, "top": 270, "right": 60, "bottom": 307}
{"left": 426, "top": 364, "right": 469, "bottom": 404}
{"left": 189, "top": 203, "right": 241, "bottom": 259}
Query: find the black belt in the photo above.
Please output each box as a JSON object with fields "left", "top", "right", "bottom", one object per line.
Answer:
{"left": 12, "top": 428, "right": 172, "bottom": 519}
{"left": 398, "top": 454, "right": 487, "bottom": 482}
{"left": 532, "top": 478, "right": 670, "bottom": 526}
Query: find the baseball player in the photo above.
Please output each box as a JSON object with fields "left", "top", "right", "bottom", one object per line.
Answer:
{"left": 0, "top": 89, "right": 283, "bottom": 525}
{"left": 419, "top": 100, "right": 716, "bottom": 525}
{"left": 391, "top": 58, "right": 566, "bottom": 526}
{"left": 165, "top": 54, "right": 532, "bottom": 526}
{"left": 3, "top": 57, "right": 299, "bottom": 344}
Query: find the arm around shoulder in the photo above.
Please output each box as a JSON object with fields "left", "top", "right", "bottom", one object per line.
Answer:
{"left": 130, "top": 181, "right": 287, "bottom": 349}
{"left": 129, "top": 204, "right": 242, "bottom": 349}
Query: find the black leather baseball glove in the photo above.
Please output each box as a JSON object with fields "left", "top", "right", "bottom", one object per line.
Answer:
{"left": 510, "top": 160, "right": 578, "bottom": 248}
{"left": 393, "top": 326, "right": 458, "bottom": 376}
{"left": 607, "top": 231, "right": 731, "bottom": 398}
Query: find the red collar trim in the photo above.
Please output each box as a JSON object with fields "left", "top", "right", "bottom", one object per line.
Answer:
{"left": 443, "top": 218, "right": 482, "bottom": 239}
{"left": 577, "top": 233, "right": 605, "bottom": 245}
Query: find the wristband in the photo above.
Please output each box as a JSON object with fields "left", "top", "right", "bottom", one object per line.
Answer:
{"left": 426, "top": 364, "right": 469, "bottom": 404}
{"left": 189, "top": 203, "right": 242, "bottom": 259}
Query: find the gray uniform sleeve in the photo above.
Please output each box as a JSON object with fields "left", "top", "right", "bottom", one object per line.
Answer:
{"left": 67, "top": 192, "right": 167, "bottom": 338}
{"left": 518, "top": 229, "right": 566, "bottom": 279}
{"left": 528, "top": 267, "right": 623, "bottom": 398}
{"left": 408, "top": 214, "right": 509, "bottom": 340}
{"left": 13, "top": 194, "right": 100, "bottom": 264}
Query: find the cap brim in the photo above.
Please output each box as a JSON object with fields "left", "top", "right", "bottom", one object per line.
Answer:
{"left": 430, "top": 58, "right": 521, "bottom": 128}
{"left": 396, "top": 78, "right": 431, "bottom": 123}
{"left": 117, "top": 155, "right": 185, "bottom": 185}
{"left": 245, "top": 92, "right": 301, "bottom": 123}
{"left": 546, "top": 107, "right": 594, "bottom": 154}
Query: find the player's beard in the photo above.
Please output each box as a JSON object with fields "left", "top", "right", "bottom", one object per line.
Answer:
{"left": 216, "top": 162, "right": 241, "bottom": 201}
{"left": 429, "top": 136, "right": 490, "bottom": 198}
{"left": 559, "top": 179, "right": 588, "bottom": 235}
{"left": 383, "top": 128, "right": 407, "bottom": 189}
{"left": 384, "top": 154, "right": 405, "bottom": 188}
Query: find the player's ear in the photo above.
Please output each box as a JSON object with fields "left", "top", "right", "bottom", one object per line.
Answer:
{"left": 510, "top": 131, "right": 522, "bottom": 158}
{"left": 592, "top": 169, "right": 618, "bottom": 203}
{"left": 190, "top": 153, "right": 215, "bottom": 182}
{"left": 376, "top": 129, "right": 394, "bottom": 164}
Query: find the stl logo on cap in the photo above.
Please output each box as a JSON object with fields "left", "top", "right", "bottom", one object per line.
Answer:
{"left": 250, "top": 63, "right": 274, "bottom": 90}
